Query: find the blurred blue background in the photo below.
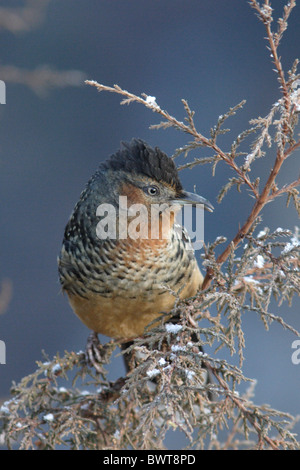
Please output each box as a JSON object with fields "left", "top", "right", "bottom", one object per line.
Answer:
{"left": 0, "top": 0, "right": 299, "bottom": 447}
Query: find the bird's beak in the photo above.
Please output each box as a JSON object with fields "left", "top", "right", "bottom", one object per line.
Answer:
{"left": 173, "top": 191, "right": 214, "bottom": 212}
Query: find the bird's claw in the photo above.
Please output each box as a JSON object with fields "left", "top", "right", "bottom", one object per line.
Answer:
{"left": 85, "top": 331, "right": 105, "bottom": 374}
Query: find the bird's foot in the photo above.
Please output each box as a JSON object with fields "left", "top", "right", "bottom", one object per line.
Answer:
{"left": 85, "top": 331, "right": 105, "bottom": 374}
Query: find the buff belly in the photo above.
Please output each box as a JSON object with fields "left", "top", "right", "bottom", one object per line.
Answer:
{"left": 67, "top": 267, "right": 202, "bottom": 339}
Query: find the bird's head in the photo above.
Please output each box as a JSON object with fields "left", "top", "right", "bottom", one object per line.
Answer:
{"left": 101, "top": 138, "right": 214, "bottom": 210}
{"left": 71, "top": 139, "right": 213, "bottom": 243}
{"left": 94, "top": 139, "right": 214, "bottom": 241}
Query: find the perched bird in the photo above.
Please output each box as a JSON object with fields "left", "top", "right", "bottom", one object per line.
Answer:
{"left": 58, "top": 139, "right": 213, "bottom": 370}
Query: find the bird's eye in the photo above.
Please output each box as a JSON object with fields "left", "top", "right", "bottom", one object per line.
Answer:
{"left": 144, "top": 185, "right": 160, "bottom": 196}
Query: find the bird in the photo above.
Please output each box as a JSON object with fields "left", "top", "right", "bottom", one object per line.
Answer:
{"left": 58, "top": 139, "right": 213, "bottom": 372}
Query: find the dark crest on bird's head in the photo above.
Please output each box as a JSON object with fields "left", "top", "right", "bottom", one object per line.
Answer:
{"left": 101, "top": 139, "right": 183, "bottom": 192}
